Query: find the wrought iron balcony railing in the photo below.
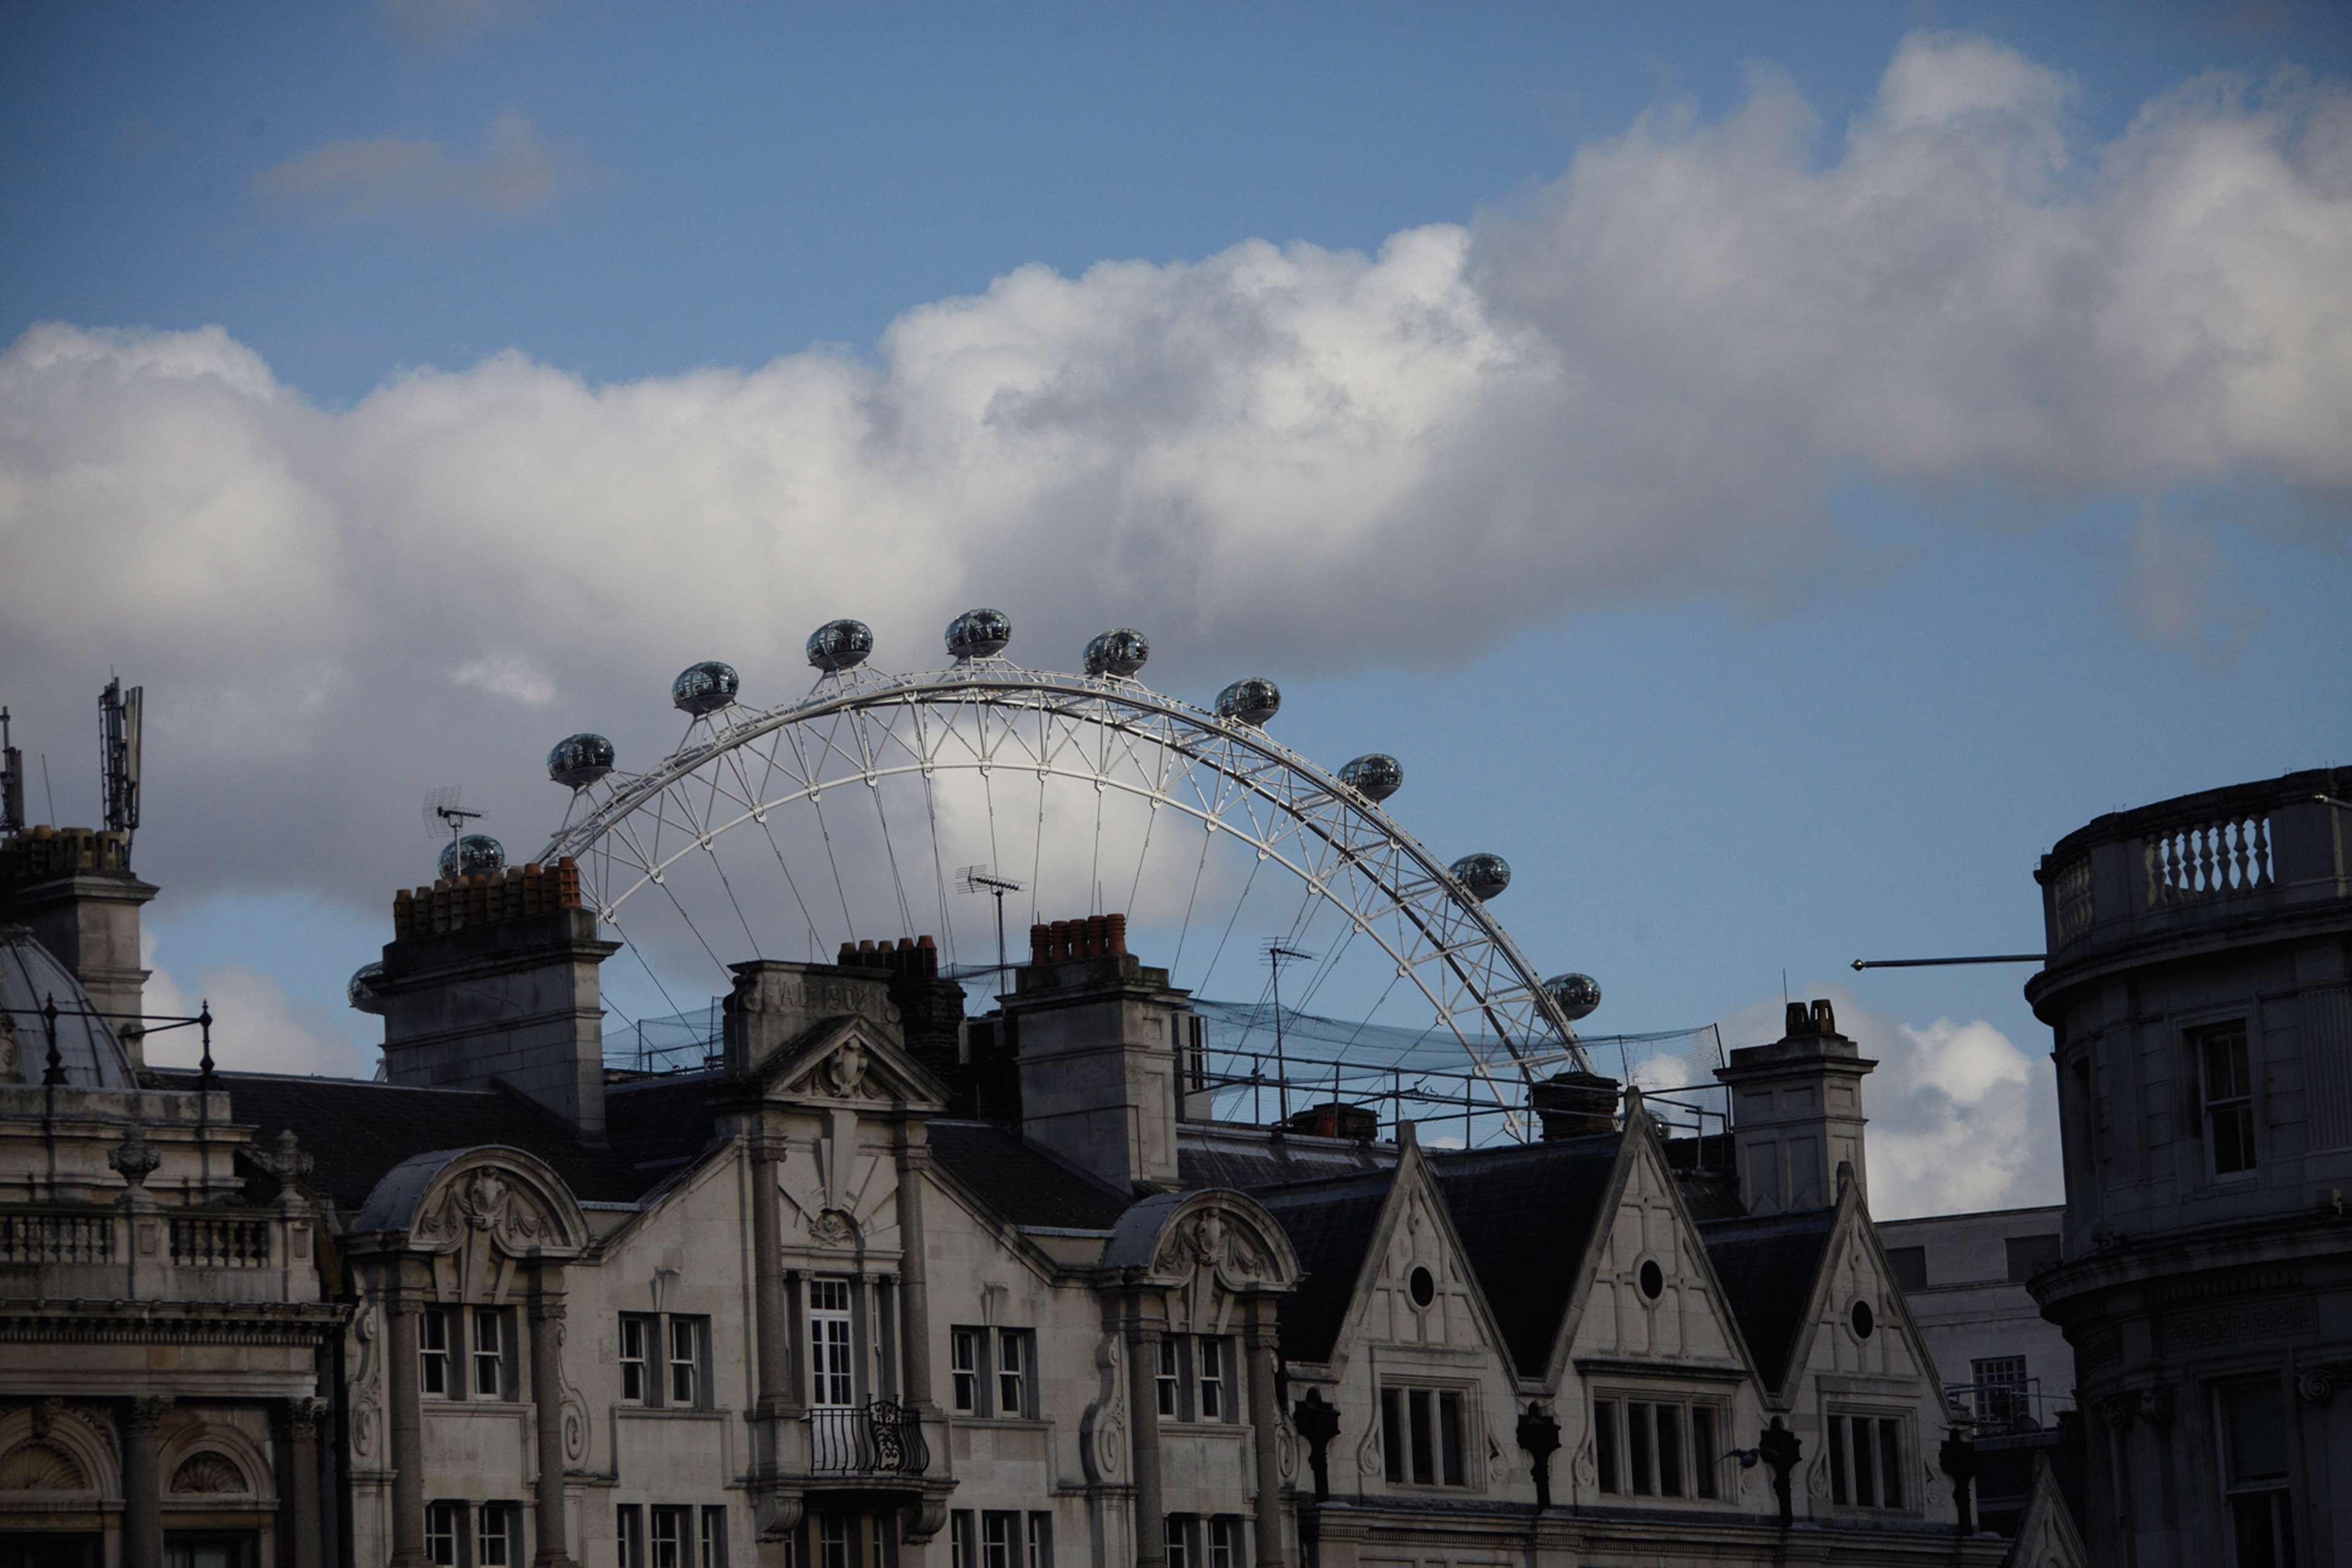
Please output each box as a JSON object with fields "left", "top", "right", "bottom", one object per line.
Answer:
{"left": 807, "top": 1401, "right": 928, "bottom": 1476}
{"left": 1945, "top": 1377, "right": 2052, "bottom": 1436}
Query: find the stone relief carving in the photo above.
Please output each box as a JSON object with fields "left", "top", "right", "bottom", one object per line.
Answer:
{"left": 1353, "top": 1405, "right": 1387, "bottom": 1477}
{"left": 0, "top": 1441, "right": 86, "bottom": 1491}
{"left": 812, "top": 1208, "right": 858, "bottom": 1246}
{"left": 417, "top": 1167, "right": 548, "bottom": 1250}
{"left": 557, "top": 1318, "right": 590, "bottom": 1465}
{"left": 1570, "top": 1432, "right": 1597, "bottom": 1493}
{"left": 170, "top": 1452, "right": 247, "bottom": 1494}
{"left": 350, "top": 1292, "right": 382, "bottom": 1460}
{"left": 823, "top": 1039, "right": 869, "bottom": 1098}
{"left": 1077, "top": 1332, "right": 1126, "bottom": 1482}
{"left": 1805, "top": 1444, "right": 1831, "bottom": 1500}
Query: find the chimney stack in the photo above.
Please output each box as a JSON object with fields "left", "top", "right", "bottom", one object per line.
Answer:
{"left": 0, "top": 826, "right": 157, "bottom": 1068}
{"left": 1713, "top": 997, "right": 1875, "bottom": 1215}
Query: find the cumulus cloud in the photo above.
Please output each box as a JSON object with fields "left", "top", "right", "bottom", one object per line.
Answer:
{"left": 140, "top": 932, "right": 371, "bottom": 1080}
{"left": 1724, "top": 987, "right": 2060, "bottom": 1219}
{"left": 5, "top": 34, "right": 2349, "bottom": 931}
{"left": 255, "top": 110, "right": 565, "bottom": 221}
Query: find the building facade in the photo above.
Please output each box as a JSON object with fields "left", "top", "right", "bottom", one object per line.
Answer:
{"left": 2026, "top": 767, "right": 2352, "bottom": 1568}
{"left": 1, "top": 813, "right": 2079, "bottom": 1567}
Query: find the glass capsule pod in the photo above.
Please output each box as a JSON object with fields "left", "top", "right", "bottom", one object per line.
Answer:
{"left": 347, "top": 961, "right": 386, "bottom": 1016}
{"left": 1216, "top": 677, "right": 1281, "bottom": 726}
{"left": 1340, "top": 753, "right": 1403, "bottom": 802}
{"left": 546, "top": 732, "right": 616, "bottom": 790}
{"left": 1084, "top": 628, "right": 1150, "bottom": 678}
{"left": 807, "top": 619, "right": 874, "bottom": 673}
{"left": 946, "top": 608, "right": 1012, "bottom": 660}
{"left": 1544, "top": 972, "right": 1602, "bottom": 1022}
{"left": 439, "top": 834, "right": 507, "bottom": 881}
{"left": 1450, "top": 852, "right": 1510, "bottom": 901}
{"left": 671, "top": 660, "right": 741, "bottom": 716}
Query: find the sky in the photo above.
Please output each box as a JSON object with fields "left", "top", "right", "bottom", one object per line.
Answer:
{"left": 4, "top": 0, "right": 2349, "bottom": 1219}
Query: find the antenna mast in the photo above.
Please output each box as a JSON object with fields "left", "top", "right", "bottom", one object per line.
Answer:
{"left": 1265, "top": 941, "right": 1314, "bottom": 1129}
{"left": 423, "top": 786, "right": 483, "bottom": 872}
{"left": 957, "top": 866, "right": 1025, "bottom": 981}
{"left": 100, "top": 679, "right": 142, "bottom": 846}
{"left": 0, "top": 708, "right": 22, "bottom": 835}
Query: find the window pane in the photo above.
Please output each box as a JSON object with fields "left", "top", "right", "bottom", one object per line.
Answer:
{"left": 1438, "top": 1392, "right": 1465, "bottom": 1487}
{"left": 1409, "top": 1389, "right": 1434, "bottom": 1485}
{"left": 1692, "top": 1406, "right": 1717, "bottom": 1499}
{"left": 1157, "top": 1338, "right": 1180, "bottom": 1418}
{"left": 1828, "top": 1415, "right": 1849, "bottom": 1506}
{"left": 1025, "top": 1512, "right": 1052, "bottom": 1568}
{"left": 1877, "top": 1419, "right": 1902, "bottom": 1507}
{"left": 1852, "top": 1417, "right": 1875, "bottom": 1507}
{"left": 702, "top": 1507, "right": 728, "bottom": 1568}
{"left": 2231, "top": 1494, "right": 2292, "bottom": 1568}
{"left": 1628, "top": 1403, "right": 1654, "bottom": 1496}
{"left": 1163, "top": 1518, "right": 1187, "bottom": 1568}
{"left": 2225, "top": 1384, "right": 2291, "bottom": 1482}
{"left": 1381, "top": 1387, "right": 1404, "bottom": 1482}
{"left": 1655, "top": 1403, "right": 1683, "bottom": 1498}
{"left": 1594, "top": 1400, "right": 1619, "bottom": 1494}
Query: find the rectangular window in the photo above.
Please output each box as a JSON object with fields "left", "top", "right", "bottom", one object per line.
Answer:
{"left": 421, "top": 1307, "right": 456, "bottom": 1398}
{"left": 1156, "top": 1337, "right": 1181, "bottom": 1419}
{"left": 426, "top": 1501, "right": 461, "bottom": 1566}
{"left": 1163, "top": 1517, "right": 1191, "bottom": 1568}
{"left": 620, "top": 1314, "right": 652, "bottom": 1404}
{"left": 1207, "top": 1518, "right": 1242, "bottom": 1568}
{"left": 1826, "top": 1413, "right": 1905, "bottom": 1509}
{"left": 981, "top": 1513, "right": 1017, "bottom": 1568}
{"left": 951, "top": 1328, "right": 980, "bottom": 1414}
{"left": 473, "top": 1308, "right": 507, "bottom": 1400}
{"left": 669, "top": 1316, "right": 704, "bottom": 1408}
{"left": 2196, "top": 1023, "right": 2258, "bottom": 1176}
{"left": 810, "top": 1279, "right": 856, "bottom": 1408}
{"left": 1594, "top": 1395, "right": 1731, "bottom": 1501}
{"left": 997, "top": 1330, "right": 1030, "bottom": 1418}
{"left": 700, "top": 1507, "right": 729, "bottom": 1568}
{"left": 2219, "top": 1382, "right": 2296, "bottom": 1568}
{"left": 1024, "top": 1513, "right": 1052, "bottom": 1568}
{"left": 617, "top": 1506, "right": 645, "bottom": 1568}
{"left": 949, "top": 1512, "right": 976, "bottom": 1568}
{"left": 1197, "top": 1337, "right": 1224, "bottom": 1421}
{"left": 1883, "top": 1245, "right": 1928, "bottom": 1292}
{"left": 818, "top": 1515, "right": 850, "bottom": 1568}
{"left": 479, "top": 1502, "right": 514, "bottom": 1567}
{"left": 2003, "top": 1234, "right": 2061, "bottom": 1283}
{"left": 1972, "top": 1355, "right": 2030, "bottom": 1425}
{"left": 1380, "top": 1386, "right": 1404, "bottom": 1482}
{"left": 1380, "top": 1384, "right": 1469, "bottom": 1488}
{"left": 1438, "top": 1392, "right": 1465, "bottom": 1487}
{"left": 651, "top": 1507, "right": 691, "bottom": 1568}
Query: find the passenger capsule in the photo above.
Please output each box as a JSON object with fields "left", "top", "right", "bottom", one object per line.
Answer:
{"left": 546, "top": 732, "right": 616, "bottom": 790}
{"left": 946, "top": 608, "right": 1012, "bottom": 661}
{"left": 807, "top": 619, "right": 875, "bottom": 673}
{"left": 1450, "top": 852, "right": 1510, "bottom": 902}
{"left": 671, "top": 661, "right": 741, "bottom": 717}
{"left": 1084, "top": 628, "right": 1150, "bottom": 678}
{"left": 1340, "top": 753, "right": 1403, "bottom": 802}
{"left": 1216, "top": 677, "right": 1281, "bottom": 726}
{"left": 1544, "top": 972, "right": 1602, "bottom": 1022}
{"left": 348, "top": 961, "right": 386, "bottom": 1016}
{"left": 439, "top": 834, "right": 507, "bottom": 881}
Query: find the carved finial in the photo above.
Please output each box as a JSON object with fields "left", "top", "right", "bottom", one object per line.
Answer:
{"left": 40, "top": 992, "right": 66, "bottom": 1085}
{"left": 253, "top": 1128, "right": 314, "bottom": 1181}
{"left": 109, "top": 1123, "right": 162, "bottom": 1187}
{"left": 195, "top": 1000, "right": 216, "bottom": 1089}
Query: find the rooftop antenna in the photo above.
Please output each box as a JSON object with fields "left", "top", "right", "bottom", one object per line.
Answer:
{"left": 0, "top": 707, "right": 23, "bottom": 835}
{"left": 423, "top": 785, "right": 483, "bottom": 873}
{"left": 1265, "top": 941, "right": 1314, "bottom": 1129}
{"left": 100, "top": 677, "right": 142, "bottom": 845}
{"left": 956, "top": 865, "right": 1023, "bottom": 981}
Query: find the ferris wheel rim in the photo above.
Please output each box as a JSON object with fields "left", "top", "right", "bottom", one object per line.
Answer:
{"left": 533, "top": 660, "right": 1588, "bottom": 1082}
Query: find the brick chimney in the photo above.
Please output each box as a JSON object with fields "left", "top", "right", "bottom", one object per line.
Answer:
{"left": 0, "top": 826, "right": 158, "bottom": 1068}
{"left": 374, "top": 859, "right": 619, "bottom": 1139}
{"left": 1003, "top": 913, "right": 1194, "bottom": 1193}
{"left": 834, "top": 935, "right": 963, "bottom": 1086}
{"left": 1714, "top": 998, "right": 1875, "bottom": 1215}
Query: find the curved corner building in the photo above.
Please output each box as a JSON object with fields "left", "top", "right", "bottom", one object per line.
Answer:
{"left": 2026, "top": 767, "right": 2352, "bottom": 1567}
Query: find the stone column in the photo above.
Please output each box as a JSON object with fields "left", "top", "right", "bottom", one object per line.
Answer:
{"left": 1242, "top": 1301, "right": 1286, "bottom": 1568}
{"left": 386, "top": 1278, "right": 428, "bottom": 1568}
{"left": 285, "top": 1398, "right": 326, "bottom": 1568}
{"left": 529, "top": 1267, "right": 574, "bottom": 1567}
{"left": 894, "top": 1139, "right": 935, "bottom": 1410}
{"left": 1125, "top": 1312, "right": 1167, "bottom": 1568}
{"left": 121, "top": 1395, "right": 170, "bottom": 1568}
{"left": 752, "top": 1139, "right": 790, "bottom": 1414}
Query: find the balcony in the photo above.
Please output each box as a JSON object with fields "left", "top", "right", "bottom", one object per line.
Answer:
{"left": 0, "top": 1202, "right": 314, "bottom": 1304}
{"left": 807, "top": 1401, "right": 929, "bottom": 1476}
{"left": 1945, "top": 1376, "right": 2059, "bottom": 1438}
{"left": 2036, "top": 769, "right": 2351, "bottom": 967}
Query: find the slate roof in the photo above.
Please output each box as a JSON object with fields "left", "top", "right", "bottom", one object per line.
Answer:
{"left": 1178, "top": 1135, "right": 1389, "bottom": 1192}
{"left": 1428, "top": 1134, "right": 1622, "bottom": 1376}
{"left": 1695, "top": 1206, "right": 1840, "bottom": 1389}
{"left": 925, "top": 1120, "right": 1131, "bottom": 1230}
{"left": 605, "top": 1074, "right": 725, "bottom": 1174}
{"left": 175, "top": 1070, "right": 653, "bottom": 1209}
{"left": 1255, "top": 1170, "right": 1396, "bottom": 1363}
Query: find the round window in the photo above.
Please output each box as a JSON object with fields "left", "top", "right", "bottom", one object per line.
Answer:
{"left": 1409, "top": 1266, "right": 1436, "bottom": 1308}
{"left": 1850, "top": 1299, "right": 1875, "bottom": 1340}
{"left": 1639, "top": 1260, "right": 1664, "bottom": 1300}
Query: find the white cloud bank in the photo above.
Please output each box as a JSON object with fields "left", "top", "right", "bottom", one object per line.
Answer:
{"left": 1724, "top": 987, "right": 2060, "bottom": 1219}
{"left": 4, "top": 34, "right": 2349, "bottom": 920}
{"left": 138, "top": 932, "right": 370, "bottom": 1080}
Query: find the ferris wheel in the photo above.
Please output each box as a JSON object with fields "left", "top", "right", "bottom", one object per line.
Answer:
{"left": 492, "top": 610, "right": 1600, "bottom": 1131}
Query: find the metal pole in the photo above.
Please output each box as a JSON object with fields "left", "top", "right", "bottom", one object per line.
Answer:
{"left": 1850, "top": 954, "right": 2044, "bottom": 970}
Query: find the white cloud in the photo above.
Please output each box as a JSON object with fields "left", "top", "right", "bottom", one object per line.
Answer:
{"left": 255, "top": 111, "right": 565, "bottom": 221}
{"left": 139, "top": 932, "right": 371, "bottom": 1080}
{"left": 1724, "top": 987, "right": 2060, "bottom": 1220}
{"left": 2119, "top": 503, "right": 2267, "bottom": 668}
{"left": 3, "top": 33, "right": 2348, "bottom": 927}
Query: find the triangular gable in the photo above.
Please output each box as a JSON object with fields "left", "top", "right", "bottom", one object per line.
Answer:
{"left": 2004, "top": 1451, "right": 2089, "bottom": 1568}
{"left": 1555, "top": 1107, "right": 1757, "bottom": 1384}
{"left": 1777, "top": 1175, "right": 1951, "bottom": 1406}
{"left": 751, "top": 1014, "right": 949, "bottom": 1111}
{"left": 1323, "top": 1139, "right": 1520, "bottom": 1377}
{"left": 1427, "top": 1131, "right": 1623, "bottom": 1377}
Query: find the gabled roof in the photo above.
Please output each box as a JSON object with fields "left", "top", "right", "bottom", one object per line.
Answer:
{"left": 924, "top": 1120, "right": 1131, "bottom": 1230}
{"left": 1427, "top": 1133, "right": 1622, "bottom": 1376}
{"left": 1254, "top": 1169, "right": 1396, "bottom": 1363}
{"left": 1695, "top": 1206, "right": 1840, "bottom": 1391}
{"left": 174, "top": 1070, "right": 653, "bottom": 1208}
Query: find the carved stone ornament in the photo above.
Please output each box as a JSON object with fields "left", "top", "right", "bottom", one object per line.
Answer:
{"left": 812, "top": 1208, "right": 857, "bottom": 1246}
{"left": 108, "top": 1126, "right": 162, "bottom": 1187}
{"left": 30, "top": 1400, "right": 63, "bottom": 1441}
{"left": 2296, "top": 1365, "right": 2349, "bottom": 1405}
{"left": 251, "top": 1128, "right": 315, "bottom": 1181}
{"left": 416, "top": 1167, "right": 547, "bottom": 1250}
{"left": 823, "top": 1039, "right": 869, "bottom": 1098}
{"left": 557, "top": 1319, "right": 590, "bottom": 1464}
{"left": 1154, "top": 1209, "right": 1272, "bottom": 1290}
{"left": 1570, "top": 1432, "right": 1597, "bottom": 1493}
{"left": 1805, "top": 1445, "right": 1831, "bottom": 1500}
{"left": 1077, "top": 1333, "right": 1126, "bottom": 1482}
{"left": 0, "top": 1440, "right": 87, "bottom": 1491}
{"left": 170, "top": 1452, "right": 246, "bottom": 1494}
{"left": 2139, "top": 1384, "right": 2174, "bottom": 1428}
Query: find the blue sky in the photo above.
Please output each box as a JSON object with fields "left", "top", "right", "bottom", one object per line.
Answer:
{"left": 4, "top": 0, "right": 2348, "bottom": 1216}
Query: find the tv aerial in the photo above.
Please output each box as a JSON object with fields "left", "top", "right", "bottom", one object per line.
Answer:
{"left": 956, "top": 865, "right": 1025, "bottom": 980}
{"left": 1264, "top": 940, "right": 1316, "bottom": 1126}
{"left": 424, "top": 785, "right": 482, "bottom": 854}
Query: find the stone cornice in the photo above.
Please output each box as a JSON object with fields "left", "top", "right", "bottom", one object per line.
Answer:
{"left": 0, "top": 1297, "right": 348, "bottom": 1347}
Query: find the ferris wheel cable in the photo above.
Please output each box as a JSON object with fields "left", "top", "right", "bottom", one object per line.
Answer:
{"left": 1027, "top": 718, "right": 1047, "bottom": 929}
{"left": 1166, "top": 812, "right": 1215, "bottom": 981}
{"left": 705, "top": 843, "right": 766, "bottom": 962}
{"left": 651, "top": 868, "right": 736, "bottom": 984}
{"left": 608, "top": 910, "right": 694, "bottom": 1032}
{"left": 746, "top": 810, "right": 825, "bottom": 959}
{"left": 865, "top": 769, "right": 917, "bottom": 941}
{"left": 918, "top": 769, "right": 960, "bottom": 970}
{"left": 1191, "top": 851, "right": 1264, "bottom": 1003}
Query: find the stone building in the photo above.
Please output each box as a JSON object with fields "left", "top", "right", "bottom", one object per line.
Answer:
{"left": 2026, "top": 767, "right": 2352, "bottom": 1568}
{"left": 1, "top": 812, "right": 2082, "bottom": 1567}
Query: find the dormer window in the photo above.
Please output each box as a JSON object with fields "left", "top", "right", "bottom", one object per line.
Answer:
{"left": 1592, "top": 1393, "right": 1724, "bottom": 1501}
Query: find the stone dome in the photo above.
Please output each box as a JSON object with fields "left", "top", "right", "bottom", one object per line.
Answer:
{"left": 0, "top": 925, "right": 136, "bottom": 1089}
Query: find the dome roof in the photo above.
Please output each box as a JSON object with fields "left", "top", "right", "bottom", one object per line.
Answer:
{"left": 0, "top": 925, "right": 136, "bottom": 1090}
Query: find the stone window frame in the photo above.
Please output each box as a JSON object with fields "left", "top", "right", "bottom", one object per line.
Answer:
{"left": 948, "top": 1325, "right": 1038, "bottom": 1420}
{"left": 1822, "top": 1403, "right": 1913, "bottom": 1513}
{"left": 1589, "top": 1387, "right": 1730, "bottom": 1502}
{"left": 2213, "top": 1378, "right": 2298, "bottom": 1568}
{"left": 2187, "top": 1017, "right": 2260, "bottom": 1182}
{"left": 1378, "top": 1376, "right": 1482, "bottom": 1492}
{"left": 616, "top": 1311, "right": 710, "bottom": 1412}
